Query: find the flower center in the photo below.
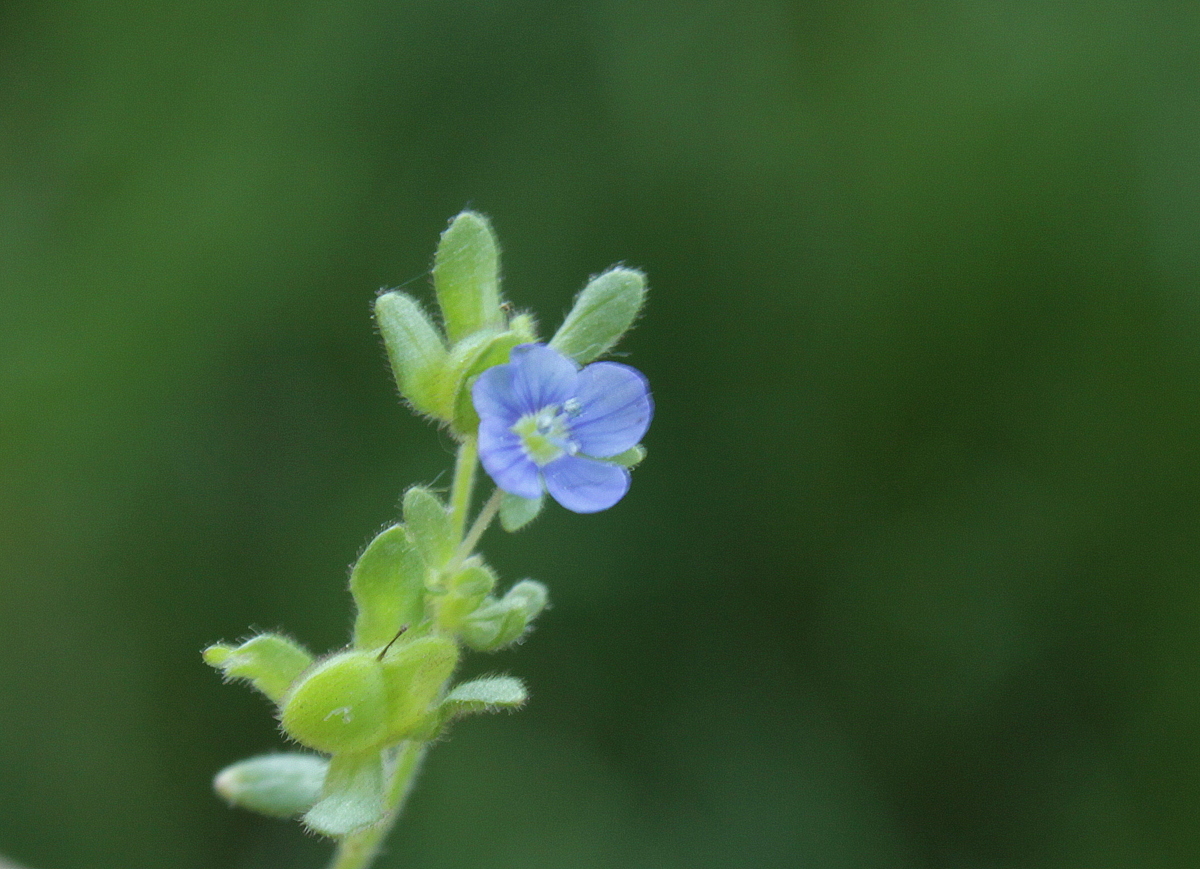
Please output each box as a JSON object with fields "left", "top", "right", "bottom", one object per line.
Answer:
{"left": 511, "top": 402, "right": 579, "bottom": 466}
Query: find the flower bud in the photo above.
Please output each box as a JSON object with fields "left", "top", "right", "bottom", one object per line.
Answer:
{"left": 213, "top": 753, "right": 326, "bottom": 819}
{"left": 433, "top": 559, "right": 497, "bottom": 632}
{"left": 433, "top": 211, "right": 504, "bottom": 343}
{"left": 459, "top": 579, "right": 548, "bottom": 651}
{"left": 281, "top": 651, "right": 389, "bottom": 754}
{"left": 550, "top": 267, "right": 645, "bottom": 364}
{"left": 375, "top": 291, "right": 449, "bottom": 419}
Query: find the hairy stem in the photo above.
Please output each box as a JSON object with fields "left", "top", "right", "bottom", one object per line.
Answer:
{"left": 327, "top": 438, "right": 494, "bottom": 869}
{"left": 448, "top": 436, "right": 478, "bottom": 543}
{"left": 326, "top": 741, "right": 426, "bottom": 869}
{"left": 448, "top": 488, "right": 503, "bottom": 572}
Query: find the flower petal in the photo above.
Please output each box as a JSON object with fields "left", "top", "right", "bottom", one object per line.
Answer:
{"left": 542, "top": 455, "right": 630, "bottom": 513}
{"left": 509, "top": 344, "right": 578, "bottom": 414}
{"left": 472, "top": 362, "right": 523, "bottom": 426}
{"left": 569, "top": 362, "right": 653, "bottom": 457}
{"left": 478, "top": 420, "right": 542, "bottom": 499}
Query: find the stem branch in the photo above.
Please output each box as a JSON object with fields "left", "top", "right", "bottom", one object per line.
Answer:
{"left": 448, "top": 488, "right": 503, "bottom": 573}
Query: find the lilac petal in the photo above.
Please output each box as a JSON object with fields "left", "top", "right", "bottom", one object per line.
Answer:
{"left": 478, "top": 420, "right": 542, "bottom": 499}
{"left": 569, "top": 362, "right": 653, "bottom": 457}
{"left": 509, "top": 344, "right": 578, "bottom": 414}
{"left": 472, "top": 363, "right": 523, "bottom": 426}
{"left": 542, "top": 455, "right": 631, "bottom": 513}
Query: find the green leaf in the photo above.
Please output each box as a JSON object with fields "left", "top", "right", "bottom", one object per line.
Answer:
{"left": 508, "top": 311, "right": 539, "bottom": 344}
{"left": 280, "top": 651, "right": 390, "bottom": 754}
{"left": 499, "top": 490, "right": 544, "bottom": 532}
{"left": 375, "top": 291, "right": 449, "bottom": 419}
{"left": 380, "top": 634, "right": 459, "bottom": 742}
{"left": 203, "top": 634, "right": 313, "bottom": 704}
{"left": 444, "top": 328, "right": 525, "bottom": 435}
{"left": 214, "top": 753, "right": 327, "bottom": 819}
{"left": 441, "top": 676, "right": 527, "bottom": 719}
{"left": 433, "top": 211, "right": 503, "bottom": 343}
{"left": 550, "top": 267, "right": 646, "bottom": 364}
{"left": 402, "top": 486, "right": 453, "bottom": 570}
{"left": 607, "top": 444, "right": 646, "bottom": 467}
{"left": 350, "top": 525, "right": 426, "bottom": 650}
{"left": 303, "top": 750, "right": 385, "bottom": 838}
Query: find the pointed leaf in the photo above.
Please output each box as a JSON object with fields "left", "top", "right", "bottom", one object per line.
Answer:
{"left": 375, "top": 291, "right": 449, "bottom": 419}
{"left": 607, "top": 444, "right": 646, "bottom": 467}
{"left": 402, "top": 487, "right": 453, "bottom": 570}
{"left": 550, "top": 267, "right": 645, "bottom": 364}
{"left": 214, "top": 753, "right": 327, "bottom": 819}
{"left": 441, "top": 676, "right": 527, "bottom": 719}
{"left": 433, "top": 211, "right": 503, "bottom": 343}
{"left": 445, "top": 328, "right": 525, "bottom": 435}
{"left": 303, "top": 751, "right": 385, "bottom": 838}
{"left": 350, "top": 525, "right": 426, "bottom": 650}
{"left": 203, "top": 634, "right": 313, "bottom": 703}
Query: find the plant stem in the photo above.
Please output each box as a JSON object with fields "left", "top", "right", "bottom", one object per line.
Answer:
{"left": 452, "top": 488, "right": 502, "bottom": 566}
{"left": 448, "top": 436, "right": 478, "bottom": 543}
{"left": 328, "top": 438, "right": 492, "bottom": 869}
{"left": 327, "top": 741, "right": 426, "bottom": 869}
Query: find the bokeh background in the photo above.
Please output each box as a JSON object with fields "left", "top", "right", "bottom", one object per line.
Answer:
{"left": 3, "top": 2, "right": 1200, "bottom": 867}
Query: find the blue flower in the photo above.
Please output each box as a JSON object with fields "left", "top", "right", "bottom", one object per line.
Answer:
{"left": 472, "top": 344, "right": 653, "bottom": 513}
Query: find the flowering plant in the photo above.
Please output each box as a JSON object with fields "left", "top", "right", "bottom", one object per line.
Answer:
{"left": 203, "top": 212, "right": 651, "bottom": 869}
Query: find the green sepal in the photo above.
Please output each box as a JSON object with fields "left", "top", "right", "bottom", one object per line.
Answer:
{"left": 380, "top": 635, "right": 460, "bottom": 742}
{"left": 213, "top": 753, "right": 327, "bottom": 819}
{"left": 433, "top": 211, "right": 503, "bottom": 344}
{"left": 499, "top": 490, "right": 544, "bottom": 532}
{"left": 280, "top": 651, "right": 390, "bottom": 754}
{"left": 508, "top": 312, "right": 539, "bottom": 344}
{"left": 402, "top": 487, "right": 453, "bottom": 571}
{"left": 440, "top": 676, "right": 527, "bottom": 720}
{"left": 434, "top": 558, "right": 497, "bottom": 632}
{"left": 607, "top": 444, "right": 646, "bottom": 467}
{"left": 459, "top": 579, "right": 549, "bottom": 652}
{"left": 443, "top": 328, "right": 525, "bottom": 435}
{"left": 375, "top": 291, "right": 449, "bottom": 419}
{"left": 203, "top": 634, "right": 313, "bottom": 704}
{"left": 350, "top": 525, "right": 426, "bottom": 651}
{"left": 303, "top": 750, "right": 385, "bottom": 838}
{"left": 550, "top": 267, "right": 646, "bottom": 364}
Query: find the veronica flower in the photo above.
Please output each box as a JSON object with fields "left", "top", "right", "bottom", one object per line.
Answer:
{"left": 472, "top": 344, "right": 652, "bottom": 513}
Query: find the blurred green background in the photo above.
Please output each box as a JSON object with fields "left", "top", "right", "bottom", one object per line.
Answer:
{"left": 3, "top": 1, "right": 1200, "bottom": 867}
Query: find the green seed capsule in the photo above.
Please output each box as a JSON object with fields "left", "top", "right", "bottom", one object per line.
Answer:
{"left": 380, "top": 635, "right": 459, "bottom": 741}
{"left": 280, "top": 651, "right": 389, "bottom": 754}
